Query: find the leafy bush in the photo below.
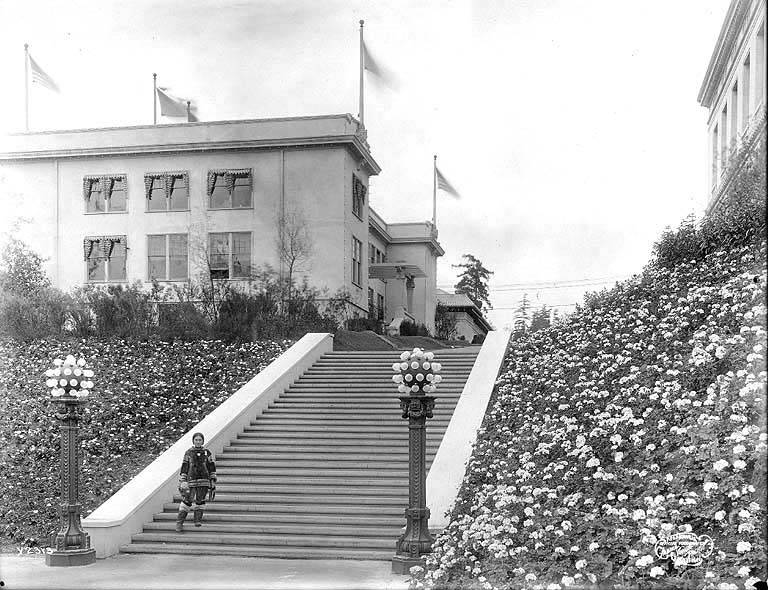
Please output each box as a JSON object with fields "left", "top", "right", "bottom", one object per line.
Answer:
{"left": 401, "top": 320, "right": 430, "bottom": 336}
{"left": 0, "top": 287, "right": 71, "bottom": 341}
{"left": 654, "top": 137, "right": 766, "bottom": 270}
{"left": 0, "top": 337, "right": 290, "bottom": 548}
{"left": 420, "top": 238, "right": 767, "bottom": 590}
{"left": 435, "top": 303, "right": 458, "bottom": 340}
{"left": 346, "top": 317, "right": 381, "bottom": 333}
{"left": 157, "top": 302, "right": 209, "bottom": 341}
{"left": 0, "top": 234, "right": 50, "bottom": 297}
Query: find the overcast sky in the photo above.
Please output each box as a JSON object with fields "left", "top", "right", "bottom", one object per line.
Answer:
{"left": 0, "top": 0, "right": 729, "bottom": 329}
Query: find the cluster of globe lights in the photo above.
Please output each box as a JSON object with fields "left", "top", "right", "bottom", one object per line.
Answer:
{"left": 45, "top": 355, "right": 94, "bottom": 398}
{"left": 391, "top": 347, "right": 443, "bottom": 394}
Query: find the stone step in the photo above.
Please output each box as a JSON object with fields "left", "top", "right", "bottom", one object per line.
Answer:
{"left": 236, "top": 430, "right": 445, "bottom": 440}
{"left": 213, "top": 484, "right": 407, "bottom": 496}
{"left": 154, "top": 512, "right": 404, "bottom": 527}
{"left": 173, "top": 492, "right": 407, "bottom": 506}
{"left": 224, "top": 443, "right": 437, "bottom": 453}
{"left": 242, "top": 424, "right": 446, "bottom": 435}
{"left": 121, "top": 542, "right": 393, "bottom": 560}
{"left": 215, "top": 466, "right": 409, "bottom": 477}
{"left": 216, "top": 451, "right": 435, "bottom": 461}
{"left": 213, "top": 459, "right": 417, "bottom": 470}
{"left": 163, "top": 502, "right": 406, "bottom": 516}
{"left": 211, "top": 475, "right": 408, "bottom": 487}
{"left": 277, "top": 393, "right": 461, "bottom": 400}
{"left": 230, "top": 440, "right": 440, "bottom": 451}
{"left": 283, "top": 387, "right": 463, "bottom": 393}
{"left": 251, "top": 417, "right": 451, "bottom": 425}
{"left": 130, "top": 531, "right": 395, "bottom": 549}
{"left": 263, "top": 406, "right": 455, "bottom": 415}
{"left": 144, "top": 521, "right": 399, "bottom": 538}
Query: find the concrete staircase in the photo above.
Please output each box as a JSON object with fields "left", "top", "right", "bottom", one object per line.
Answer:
{"left": 121, "top": 348, "right": 479, "bottom": 560}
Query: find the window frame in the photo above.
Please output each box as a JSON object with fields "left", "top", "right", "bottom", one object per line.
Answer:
{"left": 83, "top": 174, "right": 128, "bottom": 214}
{"left": 147, "top": 233, "right": 189, "bottom": 281}
{"left": 207, "top": 169, "right": 253, "bottom": 210}
{"left": 351, "top": 236, "right": 363, "bottom": 287}
{"left": 207, "top": 231, "right": 252, "bottom": 280}
{"left": 352, "top": 174, "right": 367, "bottom": 220}
{"left": 145, "top": 172, "right": 190, "bottom": 213}
{"left": 84, "top": 236, "right": 128, "bottom": 283}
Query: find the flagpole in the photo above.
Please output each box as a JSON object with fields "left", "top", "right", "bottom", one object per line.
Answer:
{"left": 359, "top": 20, "right": 365, "bottom": 128}
{"left": 24, "top": 44, "right": 29, "bottom": 132}
{"left": 153, "top": 73, "right": 157, "bottom": 125}
{"left": 433, "top": 154, "right": 437, "bottom": 227}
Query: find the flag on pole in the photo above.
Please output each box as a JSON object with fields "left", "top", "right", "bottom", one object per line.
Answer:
{"left": 156, "top": 87, "right": 190, "bottom": 117}
{"left": 362, "top": 39, "right": 396, "bottom": 87}
{"left": 29, "top": 54, "right": 59, "bottom": 93}
{"left": 436, "top": 167, "right": 462, "bottom": 199}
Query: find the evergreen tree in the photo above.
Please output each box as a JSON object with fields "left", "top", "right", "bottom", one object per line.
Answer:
{"left": 453, "top": 254, "right": 494, "bottom": 312}
{"left": 514, "top": 293, "right": 531, "bottom": 333}
{"left": 530, "top": 304, "right": 551, "bottom": 332}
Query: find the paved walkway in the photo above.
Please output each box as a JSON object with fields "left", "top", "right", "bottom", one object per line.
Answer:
{"left": 0, "top": 553, "right": 411, "bottom": 590}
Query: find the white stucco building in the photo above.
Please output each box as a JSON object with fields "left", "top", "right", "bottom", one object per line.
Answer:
{"left": 435, "top": 290, "right": 491, "bottom": 342}
{"left": 0, "top": 114, "right": 442, "bottom": 332}
{"left": 698, "top": 0, "right": 766, "bottom": 213}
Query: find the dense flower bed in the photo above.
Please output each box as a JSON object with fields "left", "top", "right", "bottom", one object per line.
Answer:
{"left": 422, "top": 241, "right": 767, "bottom": 590}
{"left": 0, "top": 338, "right": 290, "bottom": 548}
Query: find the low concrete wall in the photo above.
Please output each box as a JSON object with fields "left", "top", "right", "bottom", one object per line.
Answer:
{"left": 83, "top": 332, "right": 333, "bottom": 557}
{"left": 427, "top": 330, "right": 511, "bottom": 529}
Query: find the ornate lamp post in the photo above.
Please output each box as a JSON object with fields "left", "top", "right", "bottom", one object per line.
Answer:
{"left": 44, "top": 355, "right": 96, "bottom": 566}
{"left": 391, "top": 347, "right": 442, "bottom": 574}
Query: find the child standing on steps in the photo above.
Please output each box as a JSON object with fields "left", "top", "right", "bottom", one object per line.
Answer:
{"left": 176, "top": 432, "right": 217, "bottom": 532}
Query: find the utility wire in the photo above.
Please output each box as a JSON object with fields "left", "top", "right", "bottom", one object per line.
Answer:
{"left": 437, "top": 274, "right": 630, "bottom": 291}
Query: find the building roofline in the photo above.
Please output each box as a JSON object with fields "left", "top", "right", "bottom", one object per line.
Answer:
{"left": 7, "top": 113, "right": 359, "bottom": 137}
{"left": 0, "top": 113, "right": 382, "bottom": 175}
{"left": 697, "top": 0, "right": 757, "bottom": 107}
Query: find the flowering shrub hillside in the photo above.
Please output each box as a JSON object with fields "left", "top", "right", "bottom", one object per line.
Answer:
{"left": 422, "top": 240, "right": 766, "bottom": 590}
{"left": 0, "top": 338, "right": 289, "bottom": 548}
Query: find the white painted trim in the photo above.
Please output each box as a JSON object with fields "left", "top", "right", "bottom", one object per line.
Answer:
{"left": 82, "top": 332, "right": 333, "bottom": 557}
{"left": 427, "top": 330, "right": 511, "bottom": 529}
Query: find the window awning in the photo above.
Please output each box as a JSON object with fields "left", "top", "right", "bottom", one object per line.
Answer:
{"left": 369, "top": 263, "right": 427, "bottom": 280}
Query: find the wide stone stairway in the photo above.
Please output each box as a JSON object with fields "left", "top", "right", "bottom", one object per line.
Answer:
{"left": 121, "top": 347, "right": 479, "bottom": 560}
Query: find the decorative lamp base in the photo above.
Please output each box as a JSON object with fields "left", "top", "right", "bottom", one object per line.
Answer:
{"left": 45, "top": 548, "right": 96, "bottom": 567}
{"left": 392, "top": 554, "right": 427, "bottom": 575}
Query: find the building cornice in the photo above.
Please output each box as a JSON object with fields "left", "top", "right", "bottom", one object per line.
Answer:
{"left": 698, "top": 0, "right": 761, "bottom": 108}
{"left": 0, "top": 114, "right": 382, "bottom": 175}
{"left": 389, "top": 236, "right": 445, "bottom": 257}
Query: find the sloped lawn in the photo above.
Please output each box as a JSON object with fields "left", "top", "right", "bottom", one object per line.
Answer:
{"left": 0, "top": 338, "right": 290, "bottom": 549}
{"left": 421, "top": 241, "right": 766, "bottom": 590}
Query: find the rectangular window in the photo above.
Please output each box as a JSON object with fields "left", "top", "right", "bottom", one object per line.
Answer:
{"left": 377, "top": 293, "right": 385, "bottom": 320}
{"left": 84, "top": 236, "right": 127, "bottom": 282}
{"left": 368, "top": 287, "right": 375, "bottom": 318}
{"left": 351, "top": 237, "right": 362, "bottom": 286}
{"left": 208, "top": 232, "right": 252, "bottom": 279}
{"left": 730, "top": 83, "right": 738, "bottom": 146}
{"left": 84, "top": 175, "right": 127, "bottom": 213}
{"left": 148, "top": 234, "right": 188, "bottom": 280}
{"left": 742, "top": 55, "right": 751, "bottom": 128}
{"left": 712, "top": 124, "right": 719, "bottom": 186}
{"left": 352, "top": 175, "right": 367, "bottom": 219}
{"left": 369, "top": 243, "right": 376, "bottom": 264}
{"left": 758, "top": 25, "right": 765, "bottom": 105}
{"left": 146, "top": 172, "right": 189, "bottom": 211}
{"left": 720, "top": 107, "right": 728, "bottom": 169}
{"left": 207, "top": 169, "right": 252, "bottom": 209}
